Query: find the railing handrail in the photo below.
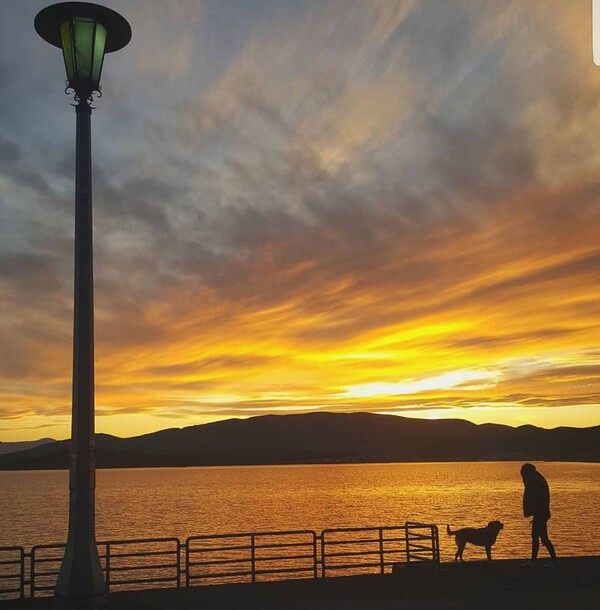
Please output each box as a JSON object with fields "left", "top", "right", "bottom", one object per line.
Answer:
{"left": 187, "top": 528, "right": 316, "bottom": 541}
{"left": 2, "top": 523, "right": 439, "bottom": 601}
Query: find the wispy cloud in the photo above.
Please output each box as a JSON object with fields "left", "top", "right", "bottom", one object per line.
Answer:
{"left": 0, "top": 1, "right": 599, "bottom": 439}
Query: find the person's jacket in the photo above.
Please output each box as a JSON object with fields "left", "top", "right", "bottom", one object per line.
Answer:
{"left": 523, "top": 470, "right": 551, "bottom": 520}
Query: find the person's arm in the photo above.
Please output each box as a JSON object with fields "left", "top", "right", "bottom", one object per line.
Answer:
{"left": 523, "top": 484, "right": 533, "bottom": 517}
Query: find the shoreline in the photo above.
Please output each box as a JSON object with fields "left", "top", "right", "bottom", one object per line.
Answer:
{"left": 2, "top": 458, "right": 600, "bottom": 472}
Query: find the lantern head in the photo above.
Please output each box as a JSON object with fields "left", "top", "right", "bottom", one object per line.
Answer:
{"left": 35, "top": 2, "right": 131, "bottom": 104}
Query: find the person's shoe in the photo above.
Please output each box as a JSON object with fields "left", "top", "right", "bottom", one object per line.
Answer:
{"left": 521, "top": 559, "right": 537, "bottom": 567}
{"left": 543, "top": 560, "right": 557, "bottom": 568}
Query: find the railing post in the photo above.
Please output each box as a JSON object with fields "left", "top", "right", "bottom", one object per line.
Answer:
{"left": 105, "top": 543, "right": 110, "bottom": 592}
{"left": 379, "top": 528, "right": 385, "bottom": 574}
{"left": 250, "top": 534, "right": 256, "bottom": 583}
{"left": 176, "top": 539, "right": 181, "bottom": 588}
{"left": 405, "top": 524, "right": 411, "bottom": 564}
{"left": 185, "top": 539, "right": 190, "bottom": 587}
{"left": 433, "top": 526, "right": 440, "bottom": 563}
{"left": 312, "top": 532, "right": 318, "bottom": 579}
{"left": 320, "top": 533, "right": 326, "bottom": 578}
{"left": 30, "top": 547, "right": 36, "bottom": 599}
{"left": 19, "top": 548, "right": 25, "bottom": 599}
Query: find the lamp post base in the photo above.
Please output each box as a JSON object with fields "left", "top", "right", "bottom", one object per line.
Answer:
{"left": 53, "top": 594, "right": 108, "bottom": 610}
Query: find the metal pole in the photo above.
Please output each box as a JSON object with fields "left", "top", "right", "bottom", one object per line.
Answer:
{"left": 54, "top": 101, "right": 107, "bottom": 609}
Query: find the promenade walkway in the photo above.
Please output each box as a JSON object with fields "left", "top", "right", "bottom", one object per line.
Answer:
{"left": 2, "top": 556, "right": 599, "bottom": 610}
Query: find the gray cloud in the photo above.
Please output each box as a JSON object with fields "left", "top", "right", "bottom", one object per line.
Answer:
{"left": 1, "top": 0, "right": 599, "bottom": 434}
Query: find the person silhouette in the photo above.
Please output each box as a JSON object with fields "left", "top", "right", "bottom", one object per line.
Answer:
{"left": 520, "top": 463, "right": 557, "bottom": 567}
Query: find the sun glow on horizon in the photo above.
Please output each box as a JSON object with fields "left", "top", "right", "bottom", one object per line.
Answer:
{"left": 341, "top": 369, "right": 501, "bottom": 399}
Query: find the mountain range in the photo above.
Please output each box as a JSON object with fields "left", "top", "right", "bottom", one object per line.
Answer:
{"left": 0, "top": 437, "right": 55, "bottom": 455}
{"left": 0, "top": 412, "right": 598, "bottom": 470}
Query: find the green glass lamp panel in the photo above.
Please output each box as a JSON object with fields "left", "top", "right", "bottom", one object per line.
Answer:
{"left": 73, "top": 17, "right": 95, "bottom": 80}
{"left": 91, "top": 23, "right": 107, "bottom": 84}
{"left": 59, "top": 21, "right": 76, "bottom": 81}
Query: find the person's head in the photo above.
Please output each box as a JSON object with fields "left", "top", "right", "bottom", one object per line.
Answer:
{"left": 520, "top": 463, "right": 536, "bottom": 482}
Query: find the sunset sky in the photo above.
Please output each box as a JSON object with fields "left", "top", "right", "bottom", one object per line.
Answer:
{"left": 1, "top": 1, "right": 599, "bottom": 441}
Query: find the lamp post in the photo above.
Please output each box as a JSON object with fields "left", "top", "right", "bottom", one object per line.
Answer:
{"left": 34, "top": 4, "right": 130, "bottom": 608}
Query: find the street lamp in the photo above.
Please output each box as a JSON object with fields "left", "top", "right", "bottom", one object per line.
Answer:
{"left": 34, "top": 3, "right": 130, "bottom": 608}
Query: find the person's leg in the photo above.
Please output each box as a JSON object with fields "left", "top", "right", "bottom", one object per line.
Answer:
{"left": 531, "top": 518, "right": 541, "bottom": 559}
{"left": 538, "top": 518, "right": 557, "bottom": 561}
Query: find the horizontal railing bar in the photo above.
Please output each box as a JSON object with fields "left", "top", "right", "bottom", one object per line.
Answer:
{"left": 322, "top": 538, "right": 381, "bottom": 546}
{"left": 190, "top": 553, "right": 315, "bottom": 569}
{"left": 0, "top": 574, "right": 22, "bottom": 580}
{"left": 322, "top": 527, "right": 407, "bottom": 535}
{"left": 0, "top": 559, "right": 22, "bottom": 566}
{"left": 109, "top": 549, "right": 178, "bottom": 559}
{"left": 189, "top": 570, "right": 253, "bottom": 580}
{"left": 187, "top": 531, "right": 315, "bottom": 543}
{"left": 31, "top": 538, "right": 177, "bottom": 551}
{"left": 107, "top": 563, "right": 178, "bottom": 573}
{"left": 254, "top": 541, "right": 314, "bottom": 550}
{"left": 107, "top": 576, "right": 178, "bottom": 586}
{"left": 188, "top": 535, "right": 250, "bottom": 542}
{"left": 408, "top": 543, "right": 434, "bottom": 551}
{"left": 187, "top": 542, "right": 314, "bottom": 552}
{"left": 188, "top": 544, "right": 250, "bottom": 553}
{"left": 30, "top": 557, "right": 64, "bottom": 564}
{"left": 35, "top": 570, "right": 59, "bottom": 578}
{"left": 255, "top": 553, "right": 315, "bottom": 563}
{"left": 324, "top": 550, "right": 381, "bottom": 559}
{"left": 254, "top": 566, "right": 315, "bottom": 576}
{"left": 189, "top": 557, "right": 251, "bottom": 568}
{"left": 322, "top": 562, "right": 383, "bottom": 571}
{"left": 99, "top": 538, "right": 179, "bottom": 546}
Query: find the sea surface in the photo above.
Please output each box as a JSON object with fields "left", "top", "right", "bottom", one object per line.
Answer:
{"left": 1, "top": 462, "right": 599, "bottom": 562}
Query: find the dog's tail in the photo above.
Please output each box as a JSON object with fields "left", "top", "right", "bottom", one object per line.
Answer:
{"left": 447, "top": 525, "right": 455, "bottom": 536}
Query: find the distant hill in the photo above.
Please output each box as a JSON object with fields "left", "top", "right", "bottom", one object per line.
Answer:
{"left": 0, "top": 412, "right": 598, "bottom": 470}
{"left": 0, "top": 437, "right": 55, "bottom": 456}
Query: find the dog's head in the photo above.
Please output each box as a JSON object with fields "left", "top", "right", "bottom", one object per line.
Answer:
{"left": 487, "top": 520, "right": 504, "bottom": 533}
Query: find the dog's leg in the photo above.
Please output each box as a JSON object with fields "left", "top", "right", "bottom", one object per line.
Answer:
{"left": 457, "top": 542, "right": 465, "bottom": 562}
{"left": 485, "top": 546, "right": 492, "bottom": 561}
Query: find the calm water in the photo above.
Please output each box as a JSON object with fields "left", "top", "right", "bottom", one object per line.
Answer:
{"left": 1, "top": 462, "right": 599, "bottom": 562}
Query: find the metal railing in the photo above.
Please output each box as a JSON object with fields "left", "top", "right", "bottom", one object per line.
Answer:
{"left": 405, "top": 522, "right": 440, "bottom": 564}
{"left": 186, "top": 530, "right": 317, "bottom": 586}
{"left": 321, "top": 523, "right": 439, "bottom": 577}
{"left": 103, "top": 538, "right": 180, "bottom": 591}
{"left": 2, "top": 523, "right": 439, "bottom": 599}
{"left": 30, "top": 538, "right": 180, "bottom": 598}
{"left": 0, "top": 546, "right": 25, "bottom": 600}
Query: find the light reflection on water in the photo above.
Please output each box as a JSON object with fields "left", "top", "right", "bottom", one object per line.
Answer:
{"left": 1, "top": 462, "right": 598, "bottom": 562}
